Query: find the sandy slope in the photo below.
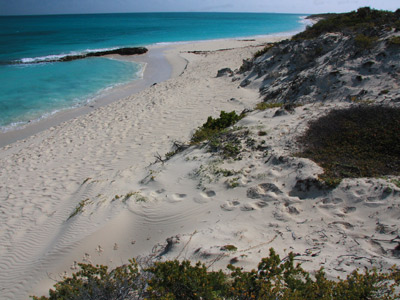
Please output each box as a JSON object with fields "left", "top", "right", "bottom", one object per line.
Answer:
{"left": 0, "top": 35, "right": 399, "bottom": 299}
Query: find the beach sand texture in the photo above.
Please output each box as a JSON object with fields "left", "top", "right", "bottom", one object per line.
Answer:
{"left": 0, "top": 37, "right": 399, "bottom": 299}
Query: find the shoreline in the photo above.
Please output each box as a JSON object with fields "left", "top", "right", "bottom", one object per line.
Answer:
{"left": 0, "top": 45, "right": 185, "bottom": 148}
{"left": 0, "top": 32, "right": 295, "bottom": 149}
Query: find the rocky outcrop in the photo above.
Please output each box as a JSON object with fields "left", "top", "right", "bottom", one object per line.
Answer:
{"left": 60, "top": 47, "right": 148, "bottom": 61}
{"left": 238, "top": 28, "right": 400, "bottom": 104}
{"left": 15, "top": 47, "right": 148, "bottom": 65}
{"left": 216, "top": 68, "right": 234, "bottom": 77}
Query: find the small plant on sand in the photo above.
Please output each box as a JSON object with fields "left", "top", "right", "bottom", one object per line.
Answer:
{"left": 122, "top": 191, "right": 148, "bottom": 203}
{"left": 297, "top": 105, "right": 400, "bottom": 187}
{"left": 81, "top": 177, "right": 92, "bottom": 185}
{"left": 255, "top": 102, "right": 283, "bottom": 110}
{"left": 68, "top": 198, "right": 91, "bottom": 220}
{"left": 221, "top": 244, "right": 238, "bottom": 251}
{"left": 258, "top": 130, "right": 268, "bottom": 136}
{"left": 191, "top": 111, "right": 244, "bottom": 144}
{"left": 226, "top": 177, "right": 240, "bottom": 189}
{"left": 253, "top": 43, "right": 275, "bottom": 58}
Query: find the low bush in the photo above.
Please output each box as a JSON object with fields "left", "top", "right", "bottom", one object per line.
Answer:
{"left": 297, "top": 105, "right": 400, "bottom": 186}
{"left": 146, "top": 260, "right": 227, "bottom": 299}
{"left": 31, "top": 259, "right": 143, "bottom": 300}
{"left": 33, "top": 248, "right": 400, "bottom": 299}
{"left": 191, "top": 111, "right": 243, "bottom": 144}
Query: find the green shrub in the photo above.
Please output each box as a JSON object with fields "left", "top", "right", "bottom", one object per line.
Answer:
{"left": 146, "top": 260, "right": 227, "bottom": 299}
{"left": 31, "top": 260, "right": 142, "bottom": 300}
{"left": 191, "top": 111, "right": 243, "bottom": 144}
{"left": 33, "top": 248, "right": 400, "bottom": 299}
{"left": 297, "top": 105, "right": 400, "bottom": 186}
{"left": 228, "top": 248, "right": 400, "bottom": 299}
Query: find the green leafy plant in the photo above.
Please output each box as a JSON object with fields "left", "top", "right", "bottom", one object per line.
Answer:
{"left": 146, "top": 260, "right": 227, "bottom": 299}
{"left": 191, "top": 111, "right": 243, "bottom": 144}
{"left": 33, "top": 248, "right": 400, "bottom": 299}
{"left": 31, "top": 259, "right": 142, "bottom": 300}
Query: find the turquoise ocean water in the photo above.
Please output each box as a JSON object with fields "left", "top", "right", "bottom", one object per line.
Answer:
{"left": 0, "top": 13, "right": 308, "bottom": 131}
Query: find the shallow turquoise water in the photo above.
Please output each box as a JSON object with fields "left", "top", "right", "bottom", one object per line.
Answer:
{"left": 0, "top": 13, "right": 307, "bottom": 131}
{"left": 0, "top": 58, "right": 141, "bottom": 128}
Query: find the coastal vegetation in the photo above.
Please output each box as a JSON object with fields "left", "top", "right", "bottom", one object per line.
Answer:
{"left": 294, "top": 7, "right": 400, "bottom": 40}
{"left": 190, "top": 111, "right": 244, "bottom": 144}
{"left": 297, "top": 105, "right": 400, "bottom": 187}
{"left": 32, "top": 248, "right": 400, "bottom": 299}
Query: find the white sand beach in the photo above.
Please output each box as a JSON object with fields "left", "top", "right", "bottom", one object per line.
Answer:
{"left": 1, "top": 35, "right": 399, "bottom": 299}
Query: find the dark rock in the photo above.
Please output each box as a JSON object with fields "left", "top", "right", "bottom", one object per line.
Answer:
{"left": 59, "top": 47, "right": 148, "bottom": 62}
{"left": 239, "top": 59, "right": 253, "bottom": 73}
{"left": 216, "top": 68, "right": 233, "bottom": 77}
{"left": 17, "top": 47, "right": 148, "bottom": 64}
{"left": 240, "top": 79, "right": 251, "bottom": 87}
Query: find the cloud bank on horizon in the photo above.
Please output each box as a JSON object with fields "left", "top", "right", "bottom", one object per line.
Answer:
{"left": 0, "top": 0, "right": 398, "bottom": 16}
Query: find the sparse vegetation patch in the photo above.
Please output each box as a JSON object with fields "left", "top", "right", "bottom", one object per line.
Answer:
{"left": 68, "top": 198, "right": 91, "bottom": 220}
{"left": 297, "top": 105, "right": 400, "bottom": 186}
{"left": 255, "top": 102, "right": 283, "bottom": 110}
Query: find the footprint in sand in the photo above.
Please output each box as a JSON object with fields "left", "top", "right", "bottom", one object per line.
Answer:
{"left": 221, "top": 200, "right": 240, "bottom": 211}
{"left": 343, "top": 206, "right": 356, "bottom": 214}
{"left": 82, "top": 253, "right": 92, "bottom": 264}
{"left": 247, "top": 183, "right": 282, "bottom": 201}
{"left": 171, "top": 193, "right": 187, "bottom": 201}
{"left": 70, "top": 261, "right": 78, "bottom": 270}
{"left": 194, "top": 190, "right": 216, "bottom": 203}
{"left": 95, "top": 245, "right": 103, "bottom": 255}
{"left": 240, "top": 203, "right": 259, "bottom": 211}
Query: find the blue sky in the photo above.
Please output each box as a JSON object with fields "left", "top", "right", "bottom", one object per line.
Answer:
{"left": 0, "top": 0, "right": 398, "bottom": 16}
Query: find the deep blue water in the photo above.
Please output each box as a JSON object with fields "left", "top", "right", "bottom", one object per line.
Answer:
{"left": 0, "top": 13, "right": 308, "bottom": 131}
